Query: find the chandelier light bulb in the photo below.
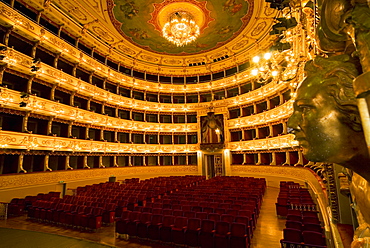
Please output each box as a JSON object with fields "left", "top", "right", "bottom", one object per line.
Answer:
{"left": 271, "top": 70, "right": 279, "bottom": 77}
{"left": 252, "top": 56, "right": 260, "bottom": 63}
{"left": 251, "top": 68, "right": 259, "bottom": 75}
{"left": 264, "top": 52, "right": 272, "bottom": 60}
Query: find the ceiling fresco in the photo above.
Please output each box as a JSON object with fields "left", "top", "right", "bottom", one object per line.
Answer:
{"left": 109, "top": 0, "right": 253, "bottom": 55}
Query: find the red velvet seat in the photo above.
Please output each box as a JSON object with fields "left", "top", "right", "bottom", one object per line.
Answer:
{"left": 184, "top": 218, "right": 201, "bottom": 247}
{"left": 221, "top": 214, "right": 234, "bottom": 223}
{"left": 235, "top": 216, "right": 252, "bottom": 239}
{"left": 302, "top": 231, "right": 327, "bottom": 247}
{"left": 136, "top": 212, "right": 153, "bottom": 238}
{"left": 184, "top": 211, "right": 196, "bottom": 218}
{"left": 196, "top": 212, "right": 208, "bottom": 220}
{"left": 126, "top": 211, "right": 142, "bottom": 237}
{"left": 160, "top": 215, "right": 176, "bottom": 242}
{"left": 173, "top": 210, "right": 183, "bottom": 216}
{"left": 286, "top": 220, "right": 303, "bottom": 231}
{"left": 171, "top": 216, "right": 188, "bottom": 245}
{"left": 147, "top": 214, "right": 163, "bottom": 240}
{"left": 280, "top": 228, "right": 303, "bottom": 247}
{"left": 208, "top": 213, "right": 221, "bottom": 222}
{"left": 86, "top": 207, "right": 103, "bottom": 230}
{"left": 199, "top": 219, "right": 215, "bottom": 248}
{"left": 115, "top": 210, "right": 131, "bottom": 234}
{"left": 230, "top": 223, "right": 249, "bottom": 248}
{"left": 303, "top": 223, "right": 324, "bottom": 233}
{"left": 214, "top": 221, "right": 230, "bottom": 248}
{"left": 303, "top": 216, "right": 320, "bottom": 225}
{"left": 102, "top": 203, "right": 116, "bottom": 224}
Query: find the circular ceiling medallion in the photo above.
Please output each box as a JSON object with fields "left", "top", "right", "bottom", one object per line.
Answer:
{"left": 110, "top": 0, "right": 253, "bottom": 55}
{"left": 148, "top": 1, "right": 212, "bottom": 33}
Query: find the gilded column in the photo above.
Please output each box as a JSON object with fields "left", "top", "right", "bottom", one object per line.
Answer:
{"left": 67, "top": 122, "right": 73, "bottom": 138}
{"left": 99, "top": 156, "right": 105, "bottom": 168}
{"left": 113, "top": 155, "right": 119, "bottom": 167}
{"left": 47, "top": 116, "right": 53, "bottom": 135}
{"left": 50, "top": 84, "right": 57, "bottom": 101}
{"left": 26, "top": 75, "right": 35, "bottom": 94}
{"left": 18, "top": 154, "right": 26, "bottom": 173}
{"left": 295, "top": 150, "right": 304, "bottom": 166}
{"left": 256, "top": 153, "right": 261, "bottom": 165}
{"left": 70, "top": 91, "right": 75, "bottom": 106}
{"left": 270, "top": 152, "right": 277, "bottom": 165}
{"left": 65, "top": 155, "right": 73, "bottom": 170}
{"left": 22, "top": 112, "right": 30, "bottom": 133}
{"left": 284, "top": 151, "right": 291, "bottom": 165}
{"left": 83, "top": 156, "right": 90, "bottom": 169}
{"left": 44, "top": 154, "right": 52, "bottom": 171}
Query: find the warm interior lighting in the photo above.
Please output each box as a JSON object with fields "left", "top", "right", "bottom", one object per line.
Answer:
{"left": 162, "top": 11, "right": 200, "bottom": 47}
{"left": 264, "top": 52, "right": 272, "bottom": 60}
{"left": 252, "top": 56, "right": 260, "bottom": 63}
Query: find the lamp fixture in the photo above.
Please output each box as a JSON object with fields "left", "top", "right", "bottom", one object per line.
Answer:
{"left": 162, "top": 11, "right": 200, "bottom": 47}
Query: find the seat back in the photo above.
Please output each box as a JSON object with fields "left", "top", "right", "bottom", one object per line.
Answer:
{"left": 201, "top": 219, "right": 215, "bottom": 233}
{"left": 208, "top": 213, "right": 221, "bottom": 222}
{"left": 230, "top": 222, "right": 246, "bottom": 237}
{"left": 215, "top": 221, "right": 230, "bottom": 235}
{"left": 283, "top": 228, "right": 302, "bottom": 243}
{"left": 196, "top": 212, "right": 208, "bottom": 220}
{"left": 187, "top": 218, "right": 201, "bottom": 231}
{"left": 173, "top": 216, "right": 187, "bottom": 228}
{"left": 303, "top": 223, "right": 323, "bottom": 233}
{"left": 221, "top": 214, "right": 234, "bottom": 223}
{"left": 162, "top": 215, "right": 175, "bottom": 227}
{"left": 302, "top": 231, "right": 326, "bottom": 246}
{"left": 285, "top": 220, "right": 302, "bottom": 231}
{"left": 151, "top": 214, "right": 163, "bottom": 225}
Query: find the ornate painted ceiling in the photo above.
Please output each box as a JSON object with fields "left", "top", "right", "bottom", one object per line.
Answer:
{"left": 25, "top": 0, "right": 279, "bottom": 75}
{"left": 109, "top": 0, "right": 252, "bottom": 55}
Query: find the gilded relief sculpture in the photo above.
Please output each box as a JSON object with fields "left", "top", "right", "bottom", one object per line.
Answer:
{"left": 288, "top": 0, "right": 370, "bottom": 246}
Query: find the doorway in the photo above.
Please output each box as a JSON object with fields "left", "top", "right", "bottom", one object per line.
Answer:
{"left": 205, "top": 154, "right": 223, "bottom": 178}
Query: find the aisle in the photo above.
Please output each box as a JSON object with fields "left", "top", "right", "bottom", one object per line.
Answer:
{"left": 251, "top": 186, "right": 286, "bottom": 248}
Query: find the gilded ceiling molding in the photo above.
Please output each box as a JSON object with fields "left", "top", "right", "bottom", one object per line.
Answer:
{"left": 11, "top": 0, "right": 277, "bottom": 76}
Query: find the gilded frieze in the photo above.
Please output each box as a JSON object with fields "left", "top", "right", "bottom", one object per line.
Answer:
{"left": 227, "top": 101, "right": 293, "bottom": 129}
{"left": 228, "top": 134, "right": 298, "bottom": 151}
{"left": 0, "top": 130, "right": 200, "bottom": 153}
{"left": 0, "top": 165, "right": 198, "bottom": 189}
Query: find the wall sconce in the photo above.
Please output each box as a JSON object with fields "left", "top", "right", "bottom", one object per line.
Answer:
{"left": 19, "top": 101, "right": 27, "bottom": 107}
{"left": 30, "top": 57, "right": 41, "bottom": 72}
{"left": 31, "top": 65, "right": 40, "bottom": 72}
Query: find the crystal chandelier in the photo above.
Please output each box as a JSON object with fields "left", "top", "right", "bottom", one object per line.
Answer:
{"left": 162, "top": 11, "right": 200, "bottom": 47}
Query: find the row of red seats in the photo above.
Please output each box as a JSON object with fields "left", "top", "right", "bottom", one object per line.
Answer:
{"left": 276, "top": 181, "right": 316, "bottom": 216}
{"left": 27, "top": 198, "right": 113, "bottom": 230}
{"left": 116, "top": 210, "right": 250, "bottom": 248}
{"left": 115, "top": 176, "right": 265, "bottom": 246}
{"left": 130, "top": 205, "right": 256, "bottom": 231}
{"left": 7, "top": 191, "right": 61, "bottom": 217}
{"left": 277, "top": 181, "right": 326, "bottom": 248}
